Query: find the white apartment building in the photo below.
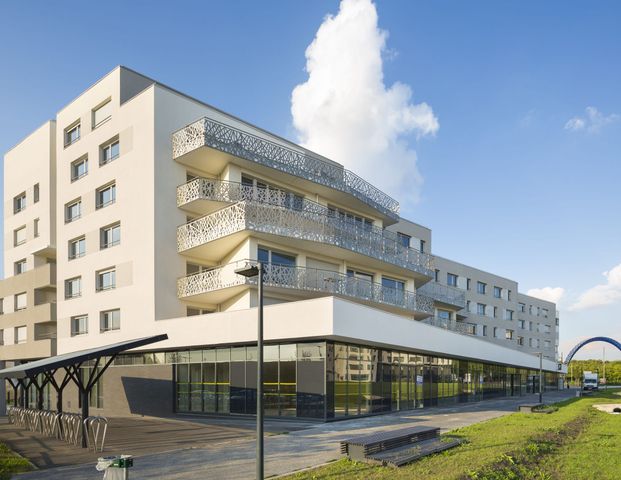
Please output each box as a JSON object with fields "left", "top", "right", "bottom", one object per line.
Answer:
{"left": 1, "top": 67, "right": 561, "bottom": 419}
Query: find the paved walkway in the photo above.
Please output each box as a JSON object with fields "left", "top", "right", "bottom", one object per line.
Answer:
{"left": 11, "top": 390, "right": 576, "bottom": 480}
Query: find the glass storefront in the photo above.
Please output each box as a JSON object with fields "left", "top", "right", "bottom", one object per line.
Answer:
{"left": 171, "top": 341, "right": 559, "bottom": 420}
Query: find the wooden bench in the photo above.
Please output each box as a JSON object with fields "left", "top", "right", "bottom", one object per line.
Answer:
{"left": 340, "top": 426, "right": 462, "bottom": 467}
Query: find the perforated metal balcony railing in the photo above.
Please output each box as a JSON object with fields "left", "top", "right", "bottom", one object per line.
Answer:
{"left": 421, "top": 316, "right": 475, "bottom": 335}
{"left": 171, "top": 117, "right": 400, "bottom": 219}
{"left": 417, "top": 282, "right": 466, "bottom": 309}
{"left": 176, "top": 179, "right": 434, "bottom": 277}
{"left": 177, "top": 261, "right": 434, "bottom": 316}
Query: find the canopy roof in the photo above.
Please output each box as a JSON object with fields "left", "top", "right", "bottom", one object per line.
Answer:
{"left": 0, "top": 334, "right": 168, "bottom": 379}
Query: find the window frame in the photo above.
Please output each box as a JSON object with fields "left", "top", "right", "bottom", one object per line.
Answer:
{"left": 96, "top": 182, "right": 116, "bottom": 209}
{"left": 14, "top": 259, "right": 27, "bottom": 275}
{"left": 14, "top": 292, "right": 27, "bottom": 311}
{"left": 447, "top": 273, "right": 458, "bottom": 287}
{"left": 65, "top": 199, "right": 82, "bottom": 223}
{"left": 13, "top": 192, "right": 26, "bottom": 214}
{"left": 64, "top": 276, "right": 82, "bottom": 299}
{"left": 64, "top": 121, "right": 81, "bottom": 147}
{"left": 13, "top": 226, "right": 26, "bottom": 246}
{"left": 96, "top": 267, "right": 116, "bottom": 292}
{"left": 100, "top": 137, "right": 120, "bottom": 165}
{"left": 68, "top": 236, "right": 86, "bottom": 260}
{"left": 71, "top": 315, "right": 88, "bottom": 336}
{"left": 71, "top": 156, "right": 88, "bottom": 182}
{"left": 92, "top": 99, "right": 112, "bottom": 129}
{"left": 477, "top": 281, "right": 487, "bottom": 295}
{"left": 100, "top": 309, "right": 120, "bottom": 333}
{"left": 100, "top": 222, "right": 121, "bottom": 249}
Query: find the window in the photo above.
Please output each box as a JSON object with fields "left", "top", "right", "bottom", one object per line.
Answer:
{"left": 544, "top": 340, "right": 551, "bottom": 348}
{"left": 493, "top": 286, "right": 502, "bottom": 298}
{"left": 92, "top": 99, "right": 112, "bottom": 128}
{"left": 482, "top": 325, "right": 487, "bottom": 336}
{"left": 466, "top": 278, "right": 471, "bottom": 290}
{"left": 542, "top": 308, "right": 549, "bottom": 318}
{"left": 517, "top": 336, "right": 524, "bottom": 346}
{"left": 96, "top": 268, "right": 116, "bottom": 291}
{"left": 187, "top": 308, "right": 212, "bottom": 316}
{"left": 241, "top": 174, "right": 304, "bottom": 210}
{"left": 100, "top": 309, "right": 120, "bottom": 332}
{"left": 71, "top": 156, "right": 88, "bottom": 181}
{"left": 477, "top": 303, "right": 486, "bottom": 315}
{"left": 493, "top": 327, "right": 498, "bottom": 338}
{"left": 508, "top": 289, "right": 512, "bottom": 301}
{"left": 434, "top": 269, "right": 440, "bottom": 282}
{"left": 397, "top": 232, "right": 411, "bottom": 248}
{"left": 437, "top": 309, "right": 451, "bottom": 320}
{"left": 346, "top": 269, "right": 374, "bottom": 283}
{"left": 65, "top": 277, "right": 82, "bottom": 299}
{"left": 14, "top": 259, "right": 26, "bottom": 275}
{"left": 96, "top": 183, "right": 116, "bottom": 209}
{"left": 518, "top": 319, "right": 526, "bottom": 329}
{"left": 519, "top": 302, "right": 526, "bottom": 312}
{"left": 466, "top": 323, "right": 477, "bottom": 335}
{"left": 14, "top": 292, "right": 26, "bottom": 311}
{"left": 0, "top": 298, "right": 3, "bottom": 315}
{"left": 101, "top": 138, "right": 120, "bottom": 165}
{"left": 529, "top": 321, "right": 534, "bottom": 331}
{"left": 65, "top": 199, "right": 81, "bottom": 223}
{"left": 100, "top": 222, "right": 120, "bottom": 249}
{"left": 529, "top": 338, "right": 534, "bottom": 347}
{"left": 420, "top": 240, "right": 426, "bottom": 253}
{"left": 506, "top": 329, "right": 514, "bottom": 340}
{"left": 13, "top": 192, "right": 26, "bottom": 213}
{"left": 33, "top": 183, "right": 39, "bottom": 203}
{"left": 327, "top": 205, "right": 374, "bottom": 231}
{"left": 15, "top": 326, "right": 27, "bottom": 344}
{"left": 69, "top": 236, "right": 86, "bottom": 259}
{"left": 186, "top": 263, "right": 210, "bottom": 275}
{"left": 0, "top": 330, "right": 3, "bottom": 345}
{"left": 34, "top": 218, "right": 39, "bottom": 238}
{"left": 64, "top": 121, "right": 81, "bottom": 146}
{"left": 493, "top": 306, "right": 498, "bottom": 318}
{"left": 71, "top": 315, "right": 88, "bottom": 336}
{"left": 506, "top": 309, "right": 514, "bottom": 321}
{"left": 466, "top": 300, "right": 471, "bottom": 313}
{"left": 447, "top": 273, "right": 458, "bottom": 287}
{"left": 257, "top": 247, "right": 296, "bottom": 267}
{"left": 529, "top": 305, "right": 533, "bottom": 315}
{"left": 381, "top": 276, "right": 405, "bottom": 303}
{"left": 13, "top": 226, "right": 26, "bottom": 246}
{"left": 477, "top": 281, "right": 486, "bottom": 294}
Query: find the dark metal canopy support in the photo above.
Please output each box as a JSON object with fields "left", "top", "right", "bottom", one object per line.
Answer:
{"left": 6, "top": 378, "right": 19, "bottom": 407}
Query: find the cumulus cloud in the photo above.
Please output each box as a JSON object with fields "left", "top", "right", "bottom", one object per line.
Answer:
{"left": 291, "top": 0, "right": 438, "bottom": 206}
{"left": 570, "top": 263, "right": 621, "bottom": 310}
{"left": 526, "top": 287, "right": 565, "bottom": 305}
{"left": 564, "top": 106, "right": 619, "bottom": 133}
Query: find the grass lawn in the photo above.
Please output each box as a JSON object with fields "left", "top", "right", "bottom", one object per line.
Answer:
{"left": 0, "top": 443, "right": 32, "bottom": 480}
{"left": 281, "top": 389, "right": 621, "bottom": 480}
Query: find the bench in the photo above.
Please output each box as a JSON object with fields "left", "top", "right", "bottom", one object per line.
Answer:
{"left": 340, "top": 426, "right": 462, "bottom": 467}
{"left": 518, "top": 403, "right": 543, "bottom": 413}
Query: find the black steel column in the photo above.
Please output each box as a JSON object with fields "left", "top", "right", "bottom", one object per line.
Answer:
{"left": 257, "top": 263, "right": 264, "bottom": 480}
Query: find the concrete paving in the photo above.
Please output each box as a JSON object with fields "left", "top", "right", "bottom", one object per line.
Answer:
{"left": 10, "top": 390, "right": 576, "bottom": 480}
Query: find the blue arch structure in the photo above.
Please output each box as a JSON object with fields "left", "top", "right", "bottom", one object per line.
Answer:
{"left": 565, "top": 336, "right": 621, "bottom": 364}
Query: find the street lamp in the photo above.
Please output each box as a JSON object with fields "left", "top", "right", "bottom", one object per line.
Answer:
{"left": 538, "top": 352, "right": 543, "bottom": 404}
{"left": 235, "top": 262, "right": 264, "bottom": 480}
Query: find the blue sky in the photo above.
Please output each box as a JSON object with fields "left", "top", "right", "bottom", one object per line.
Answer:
{"left": 1, "top": 1, "right": 620, "bottom": 359}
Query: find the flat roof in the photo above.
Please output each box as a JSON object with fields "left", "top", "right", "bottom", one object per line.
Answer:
{"left": 0, "top": 334, "right": 168, "bottom": 379}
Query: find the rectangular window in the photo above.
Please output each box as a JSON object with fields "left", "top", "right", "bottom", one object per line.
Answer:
{"left": 96, "top": 183, "right": 116, "bottom": 209}
{"left": 419, "top": 239, "right": 426, "bottom": 253}
{"left": 542, "top": 308, "right": 549, "bottom": 318}
{"left": 381, "top": 276, "right": 405, "bottom": 304}
{"left": 0, "top": 298, "right": 4, "bottom": 315}
{"left": 187, "top": 307, "right": 212, "bottom": 316}
{"left": 92, "top": 99, "right": 112, "bottom": 128}
{"left": 519, "top": 302, "right": 526, "bottom": 312}
{"left": 529, "top": 338, "right": 534, "bottom": 347}
{"left": 493, "top": 286, "right": 502, "bottom": 298}
{"left": 508, "top": 289, "right": 512, "bottom": 301}
{"left": 447, "top": 273, "right": 458, "bottom": 287}
{"left": 506, "top": 329, "right": 514, "bottom": 340}
{"left": 477, "top": 303, "right": 486, "bottom": 315}
{"left": 466, "top": 300, "right": 471, "bottom": 313}
{"left": 397, "top": 232, "right": 411, "bottom": 248}
{"left": 437, "top": 309, "right": 451, "bottom": 320}
{"left": 33, "top": 183, "right": 39, "bottom": 203}
{"left": 65, "top": 199, "right": 81, "bottom": 223}
{"left": 466, "top": 323, "right": 477, "bottom": 335}
{"left": 477, "top": 281, "right": 486, "bottom": 294}
{"left": 14, "top": 292, "right": 26, "bottom": 311}
{"left": 493, "top": 327, "right": 498, "bottom": 338}
{"left": 493, "top": 306, "right": 498, "bottom": 318}
{"left": 517, "top": 336, "right": 524, "bottom": 346}
{"left": 64, "top": 121, "right": 81, "bottom": 146}
{"left": 506, "top": 309, "right": 514, "bottom": 321}
{"left": 466, "top": 278, "right": 471, "bottom": 290}
{"left": 482, "top": 325, "right": 487, "bottom": 336}
{"left": 71, "top": 315, "right": 88, "bottom": 336}
{"left": 14, "top": 226, "right": 26, "bottom": 246}
{"left": 100, "top": 138, "right": 120, "bottom": 165}
{"left": 71, "top": 156, "right": 88, "bottom": 181}
{"left": 65, "top": 277, "right": 82, "bottom": 299}
{"left": 96, "top": 268, "right": 116, "bottom": 291}
{"left": 544, "top": 340, "right": 551, "bottom": 348}
{"left": 100, "top": 222, "right": 120, "bottom": 249}
{"left": 15, "top": 326, "right": 27, "bottom": 344}
{"left": 100, "top": 309, "right": 120, "bottom": 332}
{"left": 34, "top": 218, "right": 40, "bottom": 238}
{"left": 0, "top": 329, "right": 3, "bottom": 345}
{"left": 14, "top": 259, "right": 26, "bottom": 275}
{"left": 69, "top": 236, "right": 86, "bottom": 259}
{"left": 434, "top": 269, "right": 439, "bottom": 282}
{"left": 519, "top": 319, "right": 526, "bottom": 329}
{"left": 257, "top": 247, "right": 296, "bottom": 267}
{"left": 13, "top": 192, "right": 26, "bottom": 213}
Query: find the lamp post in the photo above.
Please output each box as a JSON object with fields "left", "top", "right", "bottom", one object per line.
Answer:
{"left": 235, "top": 262, "right": 264, "bottom": 480}
{"left": 538, "top": 352, "right": 543, "bottom": 404}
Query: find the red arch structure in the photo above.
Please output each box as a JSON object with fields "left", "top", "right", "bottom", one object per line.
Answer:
{"left": 565, "top": 336, "right": 621, "bottom": 364}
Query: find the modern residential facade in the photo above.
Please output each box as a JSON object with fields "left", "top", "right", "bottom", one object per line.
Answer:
{"left": 1, "top": 67, "right": 562, "bottom": 420}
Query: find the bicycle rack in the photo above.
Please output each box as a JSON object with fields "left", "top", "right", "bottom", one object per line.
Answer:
{"left": 84, "top": 416, "right": 109, "bottom": 452}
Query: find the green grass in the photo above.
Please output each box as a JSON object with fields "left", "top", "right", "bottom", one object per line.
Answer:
{"left": 281, "top": 390, "right": 621, "bottom": 480}
{"left": 0, "top": 443, "right": 32, "bottom": 480}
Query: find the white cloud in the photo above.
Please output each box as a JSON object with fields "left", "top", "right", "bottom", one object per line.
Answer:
{"left": 291, "top": 0, "right": 438, "bottom": 206}
{"left": 526, "top": 287, "right": 565, "bottom": 305}
{"left": 564, "top": 106, "right": 619, "bottom": 133}
{"left": 570, "top": 263, "right": 621, "bottom": 310}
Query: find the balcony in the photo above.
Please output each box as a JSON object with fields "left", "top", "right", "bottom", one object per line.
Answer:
{"left": 177, "top": 180, "right": 434, "bottom": 279}
{"left": 422, "top": 316, "right": 475, "bottom": 335}
{"left": 417, "top": 282, "right": 466, "bottom": 309}
{"left": 177, "top": 261, "right": 434, "bottom": 318}
{"left": 171, "top": 117, "right": 400, "bottom": 221}
{"left": 0, "top": 337, "right": 56, "bottom": 362}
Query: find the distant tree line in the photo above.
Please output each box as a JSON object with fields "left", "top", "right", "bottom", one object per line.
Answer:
{"left": 567, "top": 359, "right": 621, "bottom": 385}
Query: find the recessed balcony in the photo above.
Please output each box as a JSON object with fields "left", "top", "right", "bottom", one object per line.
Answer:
{"left": 177, "top": 261, "right": 434, "bottom": 318}
{"left": 417, "top": 282, "right": 466, "bottom": 309}
{"left": 172, "top": 117, "right": 400, "bottom": 222}
{"left": 176, "top": 179, "right": 434, "bottom": 281}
